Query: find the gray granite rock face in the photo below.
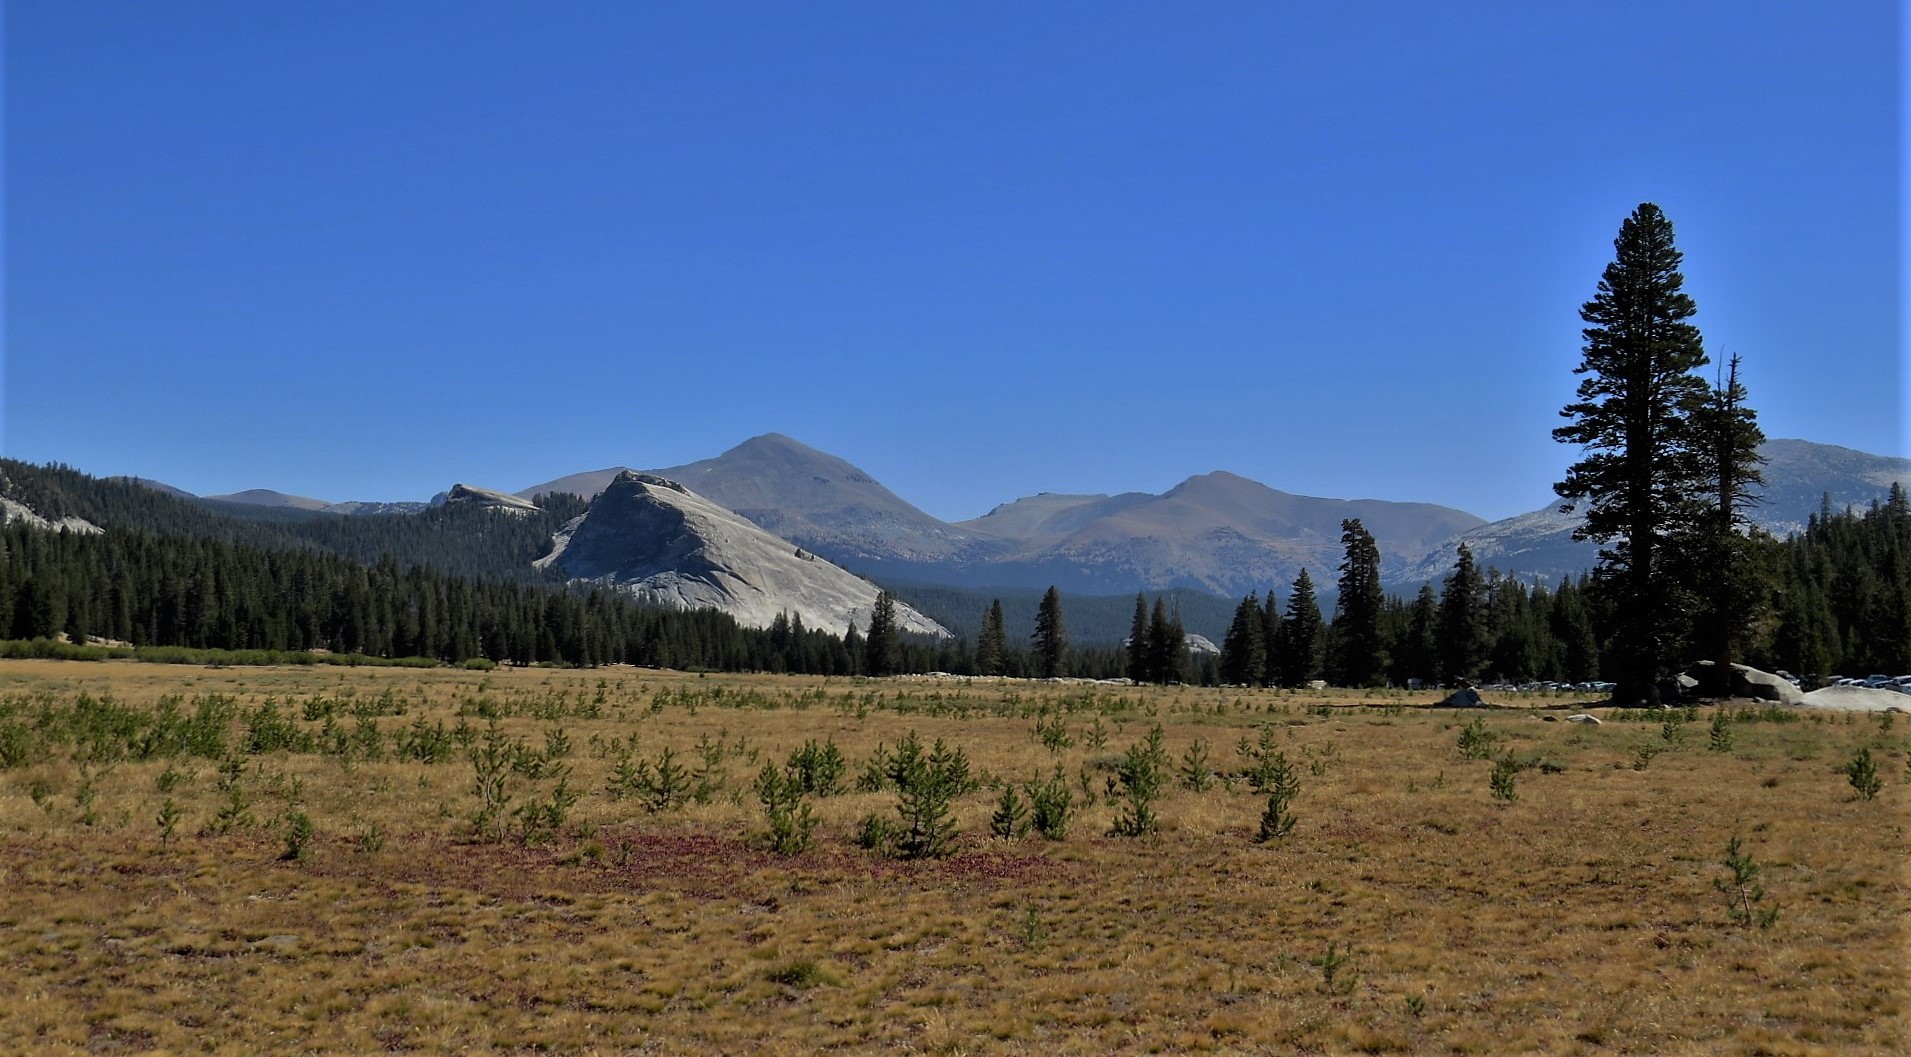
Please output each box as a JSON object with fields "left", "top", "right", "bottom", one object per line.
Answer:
{"left": 551, "top": 472, "right": 949, "bottom": 637}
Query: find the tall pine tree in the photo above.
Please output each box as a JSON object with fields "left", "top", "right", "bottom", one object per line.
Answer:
{"left": 1219, "top": 592, "right": 1266, "bottom": 686}
{"left": 1437, "top": 544, "right": 1488, "bottom": 684}
{"left": 1687, "top": 352, "right": 1768, "bottom": 695}
{"left": 1032, "top": 586, "right": 1067, "bottom": 679}
{"left": 1125, "top": 592, "right": 1150, "bottom": 684}
{"left": 1276, "top": 569, "right": 1323, "bottom": 688}
{"left": 864, "top": 590, "right": 900, "bottom": 676}
{"left": 1554, "top": 202, "right": 1713, "bottom": 705}
{"left": 1330, "top": 518, "right": 1387, "bottom": 687}
{"left": 975, "top": 599, "right": 1007, "bottom": 676}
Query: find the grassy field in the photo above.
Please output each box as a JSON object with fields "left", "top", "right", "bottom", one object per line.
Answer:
{"left": 1, "top": 659, "right": 1904, "bottom": 1055}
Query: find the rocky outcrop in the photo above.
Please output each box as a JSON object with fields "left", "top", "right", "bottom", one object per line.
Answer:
{"left": 0, "top": 496, "right": 102, "bottom": 535}
{"left": 551, "top": 472, "right": 949, "bottom": 637}
{"left": 440, "top": 484, "right": 540, "bottom": 516}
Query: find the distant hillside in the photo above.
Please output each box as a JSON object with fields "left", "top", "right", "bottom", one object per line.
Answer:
{"left": 887, "top": 582, "right": 1237, "bottom": 645}
{"left": 204, "top": 488, "right": 331, "bottom": 511}
{"left": 523, "top": 434, "right": 1484, "bottom": 598}
{"left": 1396, "top": 438, "right": 1911, "bottom": 588}
{"left": 0, "top": 459, "right": 584, "bottom": 585}
{"left": 959, "top": 471, "right": 1483, "bottom": 597}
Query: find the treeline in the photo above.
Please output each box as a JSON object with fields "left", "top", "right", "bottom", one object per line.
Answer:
{"left": 890, "top": 581, "right": 1236, "bottom": 645}
{"left": 0, "top": 459, "right": 587, "bottom": 583}
{"left": 1760, "top": 489, "right": 1911, "bottom": 677}
{"left": 0, "top": 522, "right": 833, "bottom": 671}
{"left": 5, "top": 457, "right": 1904, "bottom": 685}
{"left": 0, "top": 518, "right": 1139, "bottom": 678}
{"left": 1212, "top": 490, "right": 1911, "bottom": 688}
{"left": 1213, "top": 560, "right": 1604, "bottom": 689}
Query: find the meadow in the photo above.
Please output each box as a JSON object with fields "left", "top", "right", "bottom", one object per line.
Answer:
{"left": 0, "top": 659, "right": 1904, "bottom": 1055}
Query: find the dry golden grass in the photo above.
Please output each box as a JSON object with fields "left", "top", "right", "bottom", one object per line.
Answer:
{"left": 0, "top": 658, "right": 1904, "bottom": 1055}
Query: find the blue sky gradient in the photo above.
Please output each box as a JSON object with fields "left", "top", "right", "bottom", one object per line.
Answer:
{"left": 4, "top": 2, "right": 1901, "bottom": 521}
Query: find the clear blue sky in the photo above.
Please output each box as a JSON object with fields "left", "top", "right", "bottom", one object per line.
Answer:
{"left": 4, "top": 2, "right": 1901, "bottom": 522}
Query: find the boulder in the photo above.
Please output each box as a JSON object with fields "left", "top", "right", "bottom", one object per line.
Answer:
{"left": 1685, "top": 661, "right": 1806, "bottom": 706}
{"left": 1565, "top": 714, "right": 1602, "bottom": 725}
{"left": 1799, "top": 684, "right": 1911, "bottom": 713}
{"left": 1442, "top": 687, "right": 1486, "bottom": 708}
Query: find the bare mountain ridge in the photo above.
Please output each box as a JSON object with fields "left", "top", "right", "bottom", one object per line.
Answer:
{"left": 204, "top": 488, "right": 331, "bottom": 511}
{"left": 125, "top": 480, "right": 431, "bottom": 517}
{"left": 546, "top": 471, "right": 948, "bottom": 637}
{"left": 519, "top": 435, "right": 1487, "bottom": 597}
{"left": 959, "top": 470, "right": 1485, "bottom": 595}
{"left": 1398, "top": 438, "right": 1911, "bottom": 587}
{"left": 520, "top": 434, "right": 991, "bottom": 566}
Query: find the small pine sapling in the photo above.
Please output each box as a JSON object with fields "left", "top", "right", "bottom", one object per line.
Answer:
{"left": 990, "top": 785, "right": 1030, "bottom": 841}
{"left": 1708, "top": 710, "right": 1734, "bottom": 753}
{"left": 1489, "top": 755, "right": 1519, "bottom": 802}
{"left": 1255, "top": 751, "right": 1300, "bottom": 843}
{"left": 1845, "top": 746, "right": 1882, "bottom": 800}
{"left": 1714, "top": 834, "right": 1778, "bottom": 928}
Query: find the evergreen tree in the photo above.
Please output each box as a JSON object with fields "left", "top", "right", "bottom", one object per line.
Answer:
{"left": 1275, "top": 569, "right": 1323, "bottom": 687}
{"left": 842, "top": 620, "right": 864, "bottom": 676}
{"left": 1549, "top": 577, "right": 1601, "bottom": 683}
{"left": 864, "top": 590, "right": 900, "bottom": 676}
{"left": 1260, "top": 590, "right": 1281, "bottom": 687}
{"left": 1219, "top": 592, "right": 1266, "bottom": 686}
{"left": 975, "top": 599, "right": 1007, "bottom": 676}
{"left": 1032, "top": 586, "right": 1067, "bottom": 679}
{"left": 1126, "top": 592, "right": 1150, "bottom": 684}
{"left": 1145, "top": 597, "right": 1186, "bottom": 685}
{"left": 1437, "top": 544, "right": 1488, "bottom": 683}
{"left": 1400, "top": 584, "right": 1439, "bottom": 685}
{"left": 1554, "top": 202, "right": 1713, "bottom": 704}
{"left": 1688, "top": 352, "right": 1769, "bottom": 694}
{"left": 1330, "top": 518, "right": 1387, "bottom": 687}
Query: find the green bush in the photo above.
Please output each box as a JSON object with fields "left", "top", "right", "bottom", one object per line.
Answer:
{"left": 1845, "top": 747, "right": 1883, "bottom": 800}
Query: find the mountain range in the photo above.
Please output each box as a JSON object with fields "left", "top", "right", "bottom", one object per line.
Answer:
{"left": 100, "top": 434, "right": 1911, "bottom": 604}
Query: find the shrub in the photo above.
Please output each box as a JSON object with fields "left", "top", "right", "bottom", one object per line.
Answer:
{"left": 1109, "top": 731, "right": 1167, "bottom": 838}
{"left": 1708, "top": 710, "right": 1734, "bottom": 753}
{"left": 1255, "top": 750, "right": 1300, "bottom": 843}
{"left": 1845, "top": 746, "right": 1882, "bottom": 801}
{"left": 516, "top": 774, "right": 580, "bottom": 846}
{"left": 855, "top": 813, "right": 893, "bottom": 851}
{"left": 1715, "top": 834, "right": 1778, "bottom": 928}
{"left": 886, "top": 732, "right": 966, "bottom": 859}
{"left": 280, "top": 811, "right": 314, "bottom": 862}
{"left": 468, "top": 720, "right": 517, "bottom": 842}
{"left": 157, "top": 797, "right": 183, "bottom": 847}
{"left": 990, "top": 785, "right": 1030, "bottom": 841}
{"left": 1026, "top": 768, "right": 1073, "bottom": 841}
{"left": 785, "top": 738, "right": 845, "bottom": 797}
{"left": 1489, "top": 755, "right": 1519, "bottom": 803}
{"left": 1456, "top": 717, "right": 1499, "bottom": 760}
{"left": 756, "top": 763, "right": 816, "bottom": 855}
{"left": 1178, "top": 738, "right": 1216, "bottom": 792}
